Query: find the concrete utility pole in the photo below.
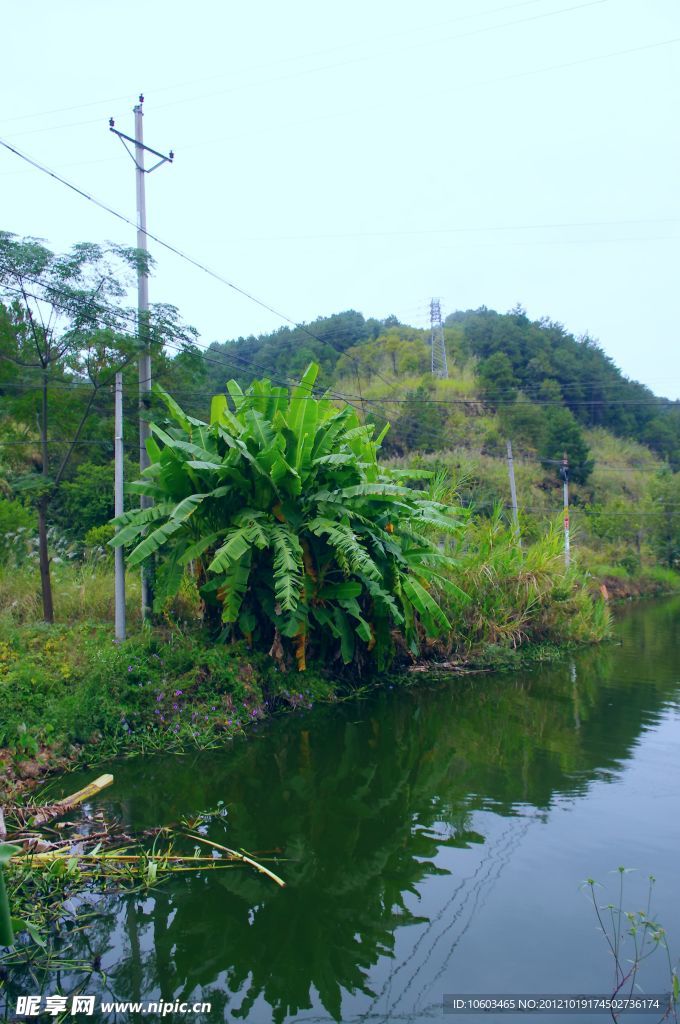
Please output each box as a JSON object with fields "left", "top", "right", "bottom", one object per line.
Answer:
{"left": 560, "top": 452, "right": 570, "bottom": 568}
{"left": 506, "top": 439, "right": 520, "bottom": 542}
{"left": 114, "top": 372, "right": 126, "bottom": 640}
{"left": 109, "top": 97, "right": 173, "bottom": 618}
{"left": 134, "top": 99, "right": 151, "bottom": 479}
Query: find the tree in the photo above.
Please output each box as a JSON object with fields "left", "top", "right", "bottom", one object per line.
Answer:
{"left": 478, "top": 351, "right": 518, "bottom": 408}
{"left": 646, "top": 470, "right": 680, "bottom": 569}
{"left": 114, "top": 364, "right": 467, "bottom": 669}
{"left": 386, "top": 385, "right": 448, "bottom": 454}
{"left": 498, "top": 402, "right": 546, "bottom": 450}
{"left": 52, "top": 457, "right": 137, "bottom": 540}
{"left": 0, "top": 232, "right": 196, "bottom": 621}
{"left": 539, "top": 406, "right": 593, "bottom": 485}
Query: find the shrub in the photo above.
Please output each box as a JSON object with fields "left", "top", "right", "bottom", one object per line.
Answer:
{"left": 0, "top": 498, "right": 36, "bottom": 564}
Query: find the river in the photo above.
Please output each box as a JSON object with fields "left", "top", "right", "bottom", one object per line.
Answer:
{"left": 5, "top": 597, "right": 680, "bottom": 1023}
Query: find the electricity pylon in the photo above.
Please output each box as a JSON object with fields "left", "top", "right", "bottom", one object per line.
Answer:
{"left": 430, "top": 298, "right": 448, "bottom": 378}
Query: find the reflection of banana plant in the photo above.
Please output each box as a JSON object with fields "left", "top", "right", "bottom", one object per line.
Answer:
{"left": 0, "top": 844, "right": 21, "bottom": 946}
{"left": 123, "top": 700, "right": 484, "bottom": 1022}
{"left": 113, "top": 363, "right": 467, "bottom": 667}
{"left": 13, "top": 607, "right": 679, "bottom": 1019}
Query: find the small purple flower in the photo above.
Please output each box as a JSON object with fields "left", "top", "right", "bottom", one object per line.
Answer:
{"left": 174, "top": 689, "right": 183, "bottom": 696}
{"left": 127, "top": 666, "right": 133, "bottom": 672}
{"left": 172, "top": 703, "right": 179, "bottom": 711}
{"left": 210, "top": 706, "right": 216, "bottom": 711}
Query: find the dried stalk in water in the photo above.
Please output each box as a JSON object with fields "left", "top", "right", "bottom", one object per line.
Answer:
{"left": 185, "top": 832, "right": 286, "bottom": 888}
{"left": 29, "top": 775, "right": 114, "bottom": 826}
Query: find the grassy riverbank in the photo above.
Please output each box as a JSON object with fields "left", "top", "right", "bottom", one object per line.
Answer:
{"left": 0, "top": 532, "right": 630, "bottom": 803}
{"left": 3, "top": 515, "right": 679, "bottom": 803}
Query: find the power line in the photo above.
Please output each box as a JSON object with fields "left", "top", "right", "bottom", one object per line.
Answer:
{"left": 162, "top": 0, "right": 606, "bottom": 127}
{"left": 0, "top": 0, "right": 548, "bottom": 130}
{"left": 0, "top": 416, "right": 670, "bottom": 478}
{"left": 4, "top": 369, "right": 677, "bottom": 411}
{"left": 3, "top": 356, "right": 675, "bottom": 407}
{"left": 233, "top": 215, "right": 680, "bottom": 244}
{"left": 0, "top": 274, "right": 387, "bottom": 414}
{"left": 0, "top": 137, "right": 403, "bottom": 399}
{"left": 3, "top": 220, "right": 678, "bottom": 412}
{"left": 3, "top": 436, "right": 678, "bottom": 516}
{"left": 171, "top": 19, "right": 679, "bottom": 159}
{"left": 2, "top": 265, "right": 677, "bottom": 472}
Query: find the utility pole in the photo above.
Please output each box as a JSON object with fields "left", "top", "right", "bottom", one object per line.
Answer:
{"left": 560, "top": 452, "right": 570, "bottom": 568}
{"left": 430, "top": 298, "right": 448, "bottom": 379}
{"left": 109, "top": 97, "right": 173, "bottom": 618}
{"left": 114, "top": 373, "right": 126, "bottom": 641}
{"left": 506, "top": 439, "right": 520, "bottom": 542}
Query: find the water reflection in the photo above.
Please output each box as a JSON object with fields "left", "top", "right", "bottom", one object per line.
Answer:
{"left": 5, "top": 598, "right": 680, "bottom": 1022}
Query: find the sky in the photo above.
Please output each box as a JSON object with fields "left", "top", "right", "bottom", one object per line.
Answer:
{"left": 2, "top": 0, "right": 679, "bottom": 397}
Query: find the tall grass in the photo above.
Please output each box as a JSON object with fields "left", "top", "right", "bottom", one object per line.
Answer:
{"left": 437, "top": 510, "right": 611, "bottom": 653}
{"left": 0, "top": 562, "right": 141, "bottom": 628}
{"left": 1, "top": 514, "right": 611, "bottom": 653}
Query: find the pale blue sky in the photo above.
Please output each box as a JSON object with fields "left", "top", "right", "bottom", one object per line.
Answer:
{"left": 2, "top": 0, "right": 679, "bottom": 396}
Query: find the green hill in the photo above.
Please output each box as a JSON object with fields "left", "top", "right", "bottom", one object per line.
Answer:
{"left": 204, "top": 307, "right": 680, "bottom": 578}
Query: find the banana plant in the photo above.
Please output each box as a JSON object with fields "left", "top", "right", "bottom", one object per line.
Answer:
{"left": 112, "top": 364, "right": 468, "bottom": 669}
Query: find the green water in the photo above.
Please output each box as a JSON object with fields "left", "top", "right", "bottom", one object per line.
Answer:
{"left": 7, "top": 598, "right": 680, "bottom": 1022}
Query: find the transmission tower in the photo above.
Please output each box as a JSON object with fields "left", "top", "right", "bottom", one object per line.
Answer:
{"left": 430, "top": 298, "right": 448, "bottom": 378}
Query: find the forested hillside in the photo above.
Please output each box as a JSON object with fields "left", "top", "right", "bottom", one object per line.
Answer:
{"left": 207, "top": 306, "right": 680, "bottom": 467}
{"left": 2, "top": 284, "right": 679, "bottom": 582}
{"left": 204, "top": 306, "right": 680, "bottom": 576}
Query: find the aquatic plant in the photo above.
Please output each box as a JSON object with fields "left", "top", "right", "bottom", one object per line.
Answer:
{"left": 584, "top": 869, "right": 679, "bottom": 1023}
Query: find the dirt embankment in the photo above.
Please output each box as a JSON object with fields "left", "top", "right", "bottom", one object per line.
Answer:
{"left": 597, "top": 574, "right": 678, "bottom": 603}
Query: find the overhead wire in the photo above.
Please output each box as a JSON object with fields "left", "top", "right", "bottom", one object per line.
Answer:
{"left": 2, "top": 133, "right": 678, "bottom": 410}
{"left": 0, "top": 163, "right": 676, "bottom": 477}
{"left": 158, "top": 0, "right": 607, "bottom": 126}
{"left": 171, "top": 20, "right": 679, "bottom": 158}
{"left": 1, "top": 272, "right": 676, "bottom": 410}
{"left": 0, "top": 278, "right": 370, "bottom": 411}
{"left": 0, "top": 0, "right": 550, "bottom": 131}
{"left": 0, "top": 149, "right": 403, "bottom": 402}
